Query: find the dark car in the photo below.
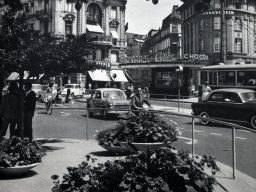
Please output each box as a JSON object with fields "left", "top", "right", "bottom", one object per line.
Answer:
{"left": 191, "top": 88, "right": 256, "bottom": 129}
{"left": 87, "top": 88, "right": 130, "bottom": 119}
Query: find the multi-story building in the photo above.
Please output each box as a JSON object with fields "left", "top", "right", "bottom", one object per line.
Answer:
{"left": 178, "top": 0, "right": 256, "bottom": 65}
{"left": 121, "top": 5, "right": 202, "bottom": 96}
{"left": 30, "top": 0, "right": 129, "bottom": 88}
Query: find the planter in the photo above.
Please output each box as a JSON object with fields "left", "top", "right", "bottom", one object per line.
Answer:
{"left": 120, "top": 142, "right": 166, "bottom": 153}
{"left": 0, "top": 163, "right": 40, "bottom": 176}
{"left": 101, "top": 145, "right": 131, "bottom": 155}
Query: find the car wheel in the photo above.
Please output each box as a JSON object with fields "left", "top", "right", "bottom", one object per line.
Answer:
{"left": 102, "top": 109, "right": 108, "bottom": 120}
{"left": 199, "top": 112, "right": 210, "bottom": 125}
{"left": 250, "top": 115, "right": 256, "bottom": 129}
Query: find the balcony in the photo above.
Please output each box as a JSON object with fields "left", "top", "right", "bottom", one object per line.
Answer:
{"left": 87, "top": 33, "right": 126, "bottom": 47}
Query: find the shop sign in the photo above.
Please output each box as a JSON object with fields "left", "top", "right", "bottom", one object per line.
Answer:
{"left": 183, "top": 54, "right": 208, "bottom": 61}
{"left": 203, "top": 10, "right": 234, "bottom": 15}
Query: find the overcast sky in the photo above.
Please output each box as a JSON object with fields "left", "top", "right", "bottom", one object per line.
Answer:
{"left": 125, "top": 0, "right": 182, "bottom": 35}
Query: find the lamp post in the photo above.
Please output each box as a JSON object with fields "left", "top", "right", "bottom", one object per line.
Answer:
{"left": 74, "top": 0, "right": 88, "bottom": 35}
{"left": 220, "top": 0, "right": 226, "bottom": 64}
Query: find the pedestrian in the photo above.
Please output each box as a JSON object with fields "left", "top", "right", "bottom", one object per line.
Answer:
{"left": 24, "top": 82, "right": 36, "bottom": 141}
{"left": 0, "top": 81, "right": 20, "bottom": 138}
{"left": 202, "top": 81, "right": 211, "bottom": 100}
{"left": 131, "top": 87, "right": 152, "bottom": 113}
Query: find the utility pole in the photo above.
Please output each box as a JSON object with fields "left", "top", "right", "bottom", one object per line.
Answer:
{"left": 220, "top": 0, "right": 226, "bottom": 64}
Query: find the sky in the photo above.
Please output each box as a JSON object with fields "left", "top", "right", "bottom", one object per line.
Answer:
{"left": 126, "top": 0, "right": 182, "bottom": 35}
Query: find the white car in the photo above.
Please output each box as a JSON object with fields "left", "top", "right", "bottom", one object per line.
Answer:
{"left": 62, "top": 84, "right": 84, "bottom": 98}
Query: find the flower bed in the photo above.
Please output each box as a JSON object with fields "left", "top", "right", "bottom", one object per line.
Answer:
{"left": 52, "top": 148, "right": 220, "bottom": 192}
{"left": 97, "top": 112, "right": 181, "bottom": 149}
{"left": 0, "top": 137, "right": 45, "bottom": 168}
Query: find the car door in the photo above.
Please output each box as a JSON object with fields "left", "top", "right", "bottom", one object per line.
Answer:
{"left": 206, "top": 92, "right": 227, "bottom": 120}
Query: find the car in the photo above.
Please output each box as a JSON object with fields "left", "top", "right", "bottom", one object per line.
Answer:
{"left": 62, "top": 84, "right": 84, "bottom": 98}
{"left": 32, "top": 84, "right": 42, "bottom": 99}
{"left": 191, "top": 88, "right": 256, "bottom": 129}
{"left": 86, "top": 88, "right": 130, "bottom": 119}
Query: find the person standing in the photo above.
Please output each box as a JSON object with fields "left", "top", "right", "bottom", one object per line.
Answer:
{"left": 0, "top": 81, "right": 20, "bottom": 138}
{"left": 24, "top": 82, "right": 36, "bottom": 141}
{"left": 201, "top": 81, "right": 212, "bottom": 100}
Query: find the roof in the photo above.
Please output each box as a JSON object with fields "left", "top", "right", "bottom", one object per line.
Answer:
{"left": 212, "top": 88, "right": 255, "bottom": 94}
{"left": 200, "top": 64, "right": 256, "bottom": 70}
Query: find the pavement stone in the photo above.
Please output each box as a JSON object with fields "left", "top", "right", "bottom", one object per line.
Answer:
{"left": 0, "top": 139, "right": 256, "bottom": 192}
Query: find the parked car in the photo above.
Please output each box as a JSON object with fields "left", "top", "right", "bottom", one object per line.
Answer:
{"left": 32, "top": 84, "right": 42, "bottom": 99}
{"left": 87, "top": 88, "right": 130, "bottom": 119}
{"left": 62, "top": 84, "right": 84, "bottom": 98}
{"left": 38, "top": 84, "right": 58, "bottom": 102}
{"left": 191, "top": 88, "right": 256, "bottom": 129}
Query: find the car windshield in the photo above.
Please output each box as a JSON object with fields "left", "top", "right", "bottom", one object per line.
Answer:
{"left": 240, "top": 92, "right": 256, "bottom": 102}
{"left": 103, "top": 91, "right": 126, "bottom": 100}
{"left": 64, "top": 85, "right": 74, "bottom": 88}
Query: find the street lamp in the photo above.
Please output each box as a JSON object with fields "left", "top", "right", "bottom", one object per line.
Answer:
{"left": 175, "top": 65, "right": 183, "bottom": 112}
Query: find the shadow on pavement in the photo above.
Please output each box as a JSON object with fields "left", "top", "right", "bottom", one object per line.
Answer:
{"left": 90, "top": 150, "right": 130, "bottom": 157}
{"left": 0, "top": 170, "right": 38, "bottom": 180}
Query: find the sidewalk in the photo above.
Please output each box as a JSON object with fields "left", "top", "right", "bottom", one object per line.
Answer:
{"left": 1, "top": 139, "right": 255, "bottom": 192}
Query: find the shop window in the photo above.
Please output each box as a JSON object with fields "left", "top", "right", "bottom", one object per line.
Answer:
{"left": 218, "top": 71, "right": 235, "bottom": 85}
{"left": 155, "top": 71, "right": 178, "bottom": 88}
{"left": 234, "top": 38, "right": 242, "bottom": 53}
{"left": 214, "top": 37, "right": 221, "bottom": 52}
{"left": 235, "top": 17, "right": 242, "bottom": 31}
{"left": 111, "top": 6, "right": 117, "bottom": 19}
{"left": 65, "top": 20, "right": 73, "bottom": 35}
{"left": 214, "top": 17, "right": 221, "bottom": 30}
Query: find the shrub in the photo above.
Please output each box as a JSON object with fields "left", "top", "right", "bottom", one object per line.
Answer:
{"left": 0, "top": 136, "right": 45, "bottom": 167}
{"left": 97, "top": 112, "right": 181, "bottom": 147}
{"left": 52, "top": 147, "right": 220, "bottom": 192}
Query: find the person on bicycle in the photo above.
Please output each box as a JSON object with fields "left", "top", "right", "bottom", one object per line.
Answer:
{"left": 131, "top": 87, "right": 152, "bottom": 112}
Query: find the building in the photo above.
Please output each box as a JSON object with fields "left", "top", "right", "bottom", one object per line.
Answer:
{"left": 31, "top": 0, "right": 129, "bottom": 88}
{"left": 121, "top": 5, "right": 204, "bottom": 96}
{"left": 178, "top": 0, "right": 256, "bottom": 65}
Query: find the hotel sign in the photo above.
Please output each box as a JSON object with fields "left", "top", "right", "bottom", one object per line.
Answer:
{"left": 203, "top": 10, "right": 234, "bottom": 15}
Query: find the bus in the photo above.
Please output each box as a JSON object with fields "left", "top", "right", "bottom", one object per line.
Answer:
{"left": 198, "top": 64, "right": 256, "bottom": 95}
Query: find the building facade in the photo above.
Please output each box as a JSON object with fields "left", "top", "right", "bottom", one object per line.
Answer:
{"left": 31, "top": 0, "right": 128, "bottom": 88}
{"left": 178, "top": 0, "right": 256, "bottom": 65}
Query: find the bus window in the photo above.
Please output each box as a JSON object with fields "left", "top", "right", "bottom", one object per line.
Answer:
{"left": 238, "top": 71, "right": 256, "bottom": 86}
{"left": 209, "top": 71, "right": 217, "bottom": 85}
{"left": 218, "top": 71, "right": 235, "bottom": 85}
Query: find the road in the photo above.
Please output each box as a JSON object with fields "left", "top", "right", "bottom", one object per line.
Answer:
{"left": 31, "top": 100, "right": 256, "bottom": 179}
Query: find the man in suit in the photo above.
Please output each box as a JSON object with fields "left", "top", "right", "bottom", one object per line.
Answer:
{"left": 24, "top": 82, "right": 36, "bottom": 141}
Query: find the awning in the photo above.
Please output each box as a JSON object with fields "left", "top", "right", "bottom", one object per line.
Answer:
{"left": 86, "top": 24, "right": 104, "bottom": 33}
{"left": 88, "top": 69, "right": 111, "bottom": 82}
{"left": 7, "top": 71, "right": 29, "bottom": 81}
{"left": 110, "top": 30, "right": 119, "bottom": 39}
{"left": 110, "top": 70, "right": 129, "bottom": 82}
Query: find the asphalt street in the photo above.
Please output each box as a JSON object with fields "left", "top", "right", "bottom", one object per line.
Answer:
{"left": 31, "top": 100, "right": 256, "bottom": 180}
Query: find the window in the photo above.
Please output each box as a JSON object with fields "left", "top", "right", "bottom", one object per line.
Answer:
{"left": 208, "top": 92, "right": 224, "bottom": 102}
{"left": 66, "top": 2, "right": 72, "bottom": 12}
{"left": 111, "top": 51, "right": 119, "bottom": 63}
{"left": 234, "top": 38, "right": 242, "bottom": 53}
{"left": 65, "top": 20, "right": 72, "bottom": 35}
{"left": 218, "top": 71, "right": 235, "bottom": 85}
{"left": 199, "top": 19, "right": 204, "bottom": 31}
{"left": 237, "top": 71, "right": 256, "bottom": 86}
{"left": 235, "top": 17, "right": 242, "bottom": 31}
{"left": 214, "top": 17, "right": 221, "bottom": 30}
{"left": 87, "top": 4, "right": 102, "bottom": 25}
{"left": 234, "top": 0, "right": 241, "bottom": 9}
{"left": 110, "top": 6, "right": 117, "bottom": 19}
{"left": 214, "top": 0, "right": 221, "bottom": 8}
{"left": 214, "top": 37, "right": 221, "bottom": 52}
{"left": 200, "top": 39, "right": 204, "bottom": 51}
{"left": 155, "top": 71, "right": 178, "bottom": 88}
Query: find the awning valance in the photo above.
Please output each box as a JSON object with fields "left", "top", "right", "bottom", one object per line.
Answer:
{"left": 110, "top": 30, "right": 119, "bottom": 39}
{"left": 110, "top": 70, "right": 129, "bottom": 82}
{"left": 88, "top": 70, "right": 111, "bottom": 82}
{"left": 86, "top": 24, "right": 104, "bottom": 33}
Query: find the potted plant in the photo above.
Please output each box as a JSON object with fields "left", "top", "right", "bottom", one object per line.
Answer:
{"left": 0, "top": 137, "right": 45, "bottom": 176}
{"left": 97, "top": 112, "right": 181, "bottom": 153}
{"left": 52, "top": 148, "right": 220, "bottom": 192}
